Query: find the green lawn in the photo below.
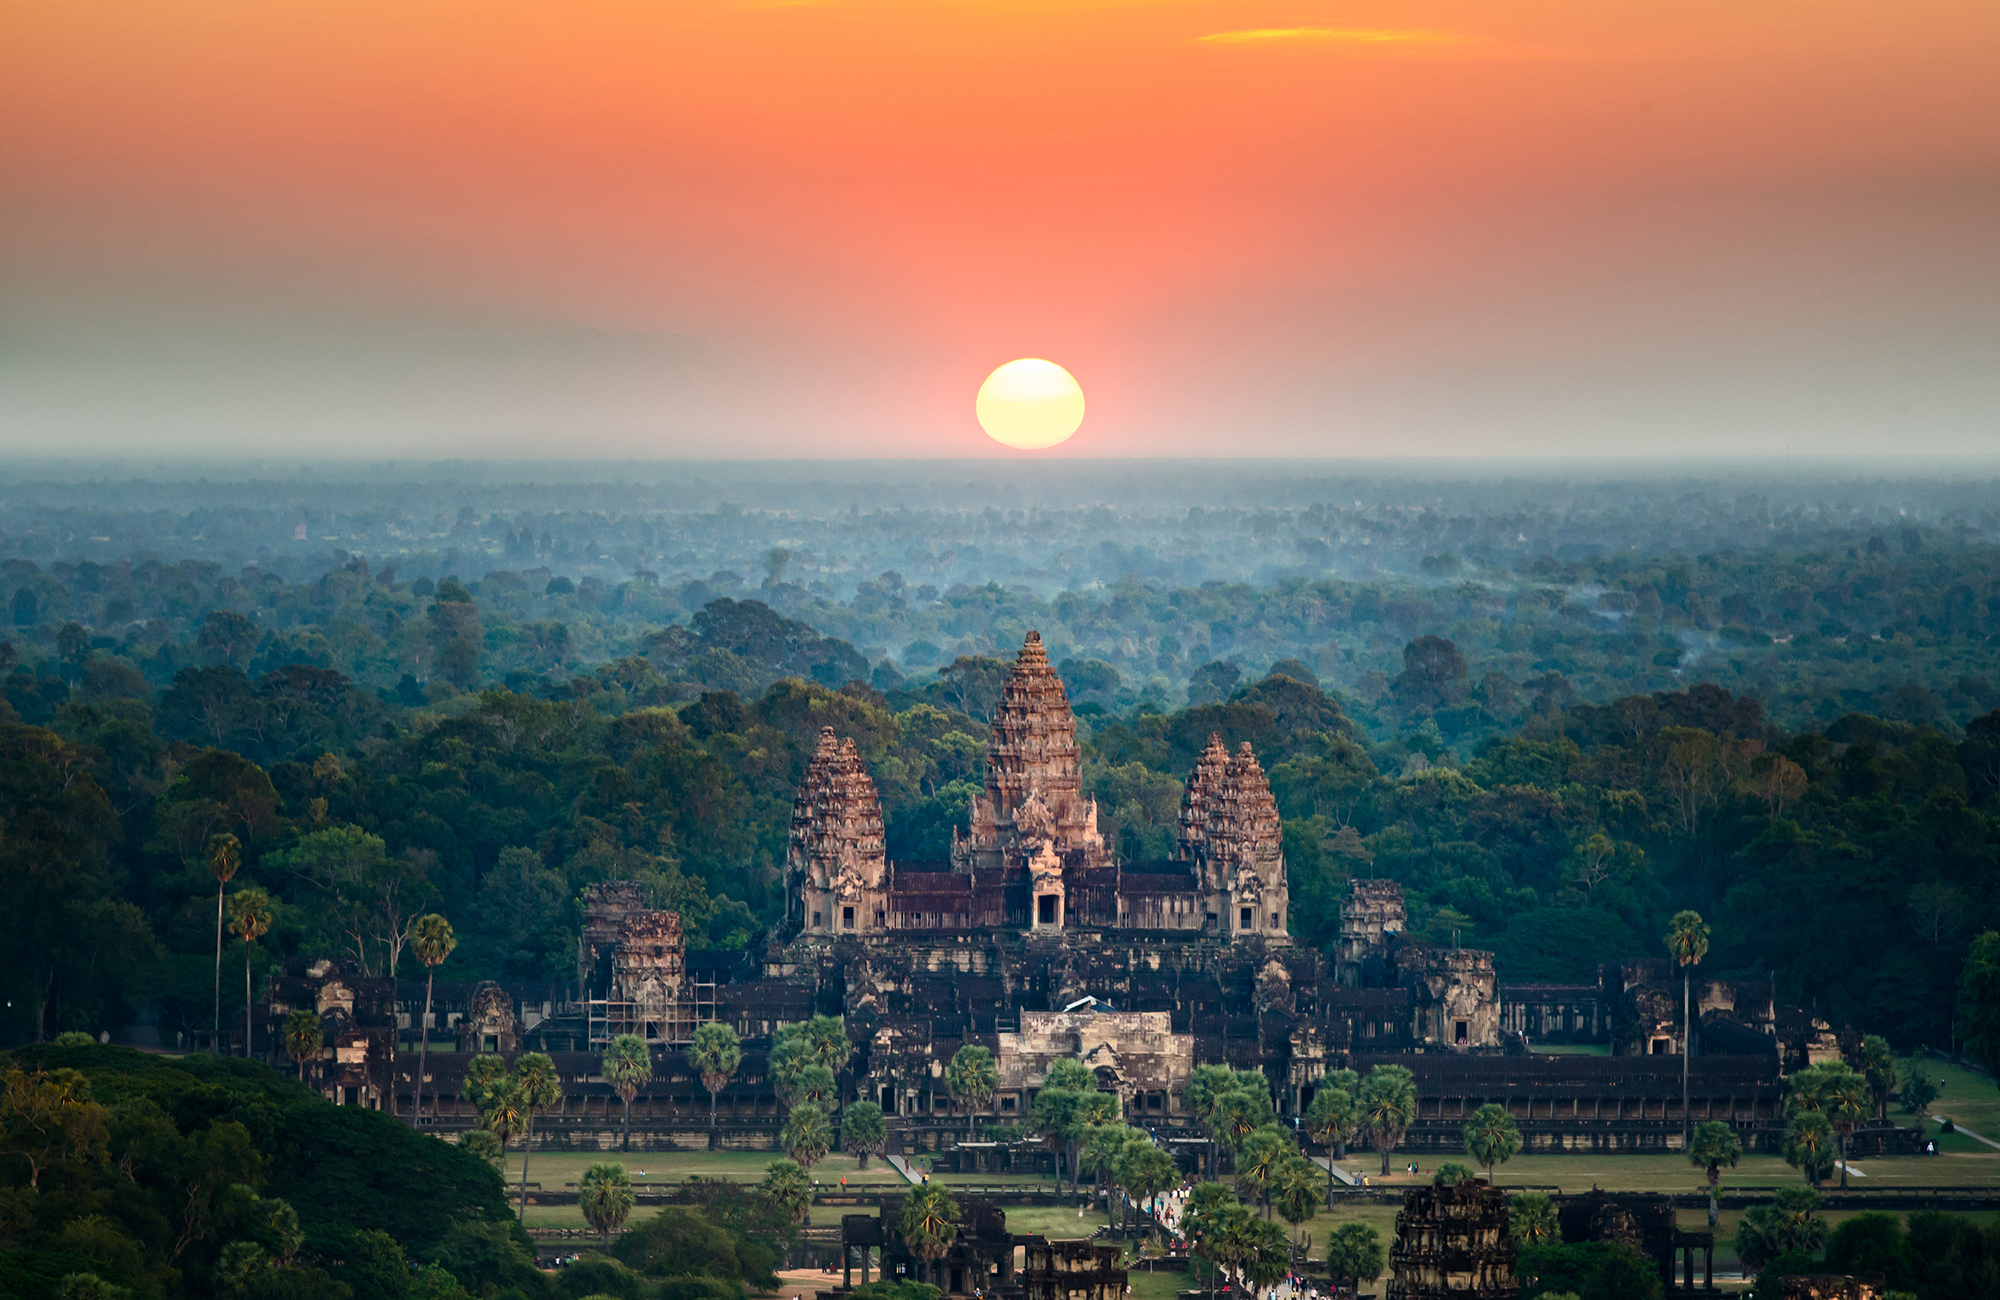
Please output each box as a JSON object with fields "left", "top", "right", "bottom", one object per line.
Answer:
{"left": 1327, "top": 1147, "right": 2000, "bottom": 1195}
{"left": 1910, "top": 1057, "right": 2000, "bottom": 1143}
{"left": 499, "top": 1149, "right": 911, "bottom": 1190}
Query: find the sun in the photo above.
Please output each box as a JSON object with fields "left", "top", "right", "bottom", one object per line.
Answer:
{"left": 976, "top": 359, "right": 1085, "bottom": 449}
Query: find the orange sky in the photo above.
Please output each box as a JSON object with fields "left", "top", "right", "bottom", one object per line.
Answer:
{"left": 3, "top": 0, "right": 1996, "bottom": 457}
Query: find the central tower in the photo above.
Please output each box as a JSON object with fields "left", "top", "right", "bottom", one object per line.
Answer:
{"left": 958, "top": 631, "right": 1103, "bottom": 921}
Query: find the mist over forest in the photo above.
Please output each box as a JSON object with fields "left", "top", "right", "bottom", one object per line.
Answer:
{"left": 10, "top": 459, "right": 2000, "bottom": 1059}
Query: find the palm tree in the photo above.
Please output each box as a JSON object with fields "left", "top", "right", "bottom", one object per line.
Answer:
{"left": 1236, "top": 1217, "right": 1291, "bottom": 1298}
{"left": 1687, "top": 1121, "right": 1742, "bottom": 1226}
{"left": 1782, "top": 1110, "right": 1837, "bottom": 1187}
{"left": 782, "top": 1101, "right": 832, "bottom": 1174}
{"left": 842, "top": 1099, "right": 886, "bottom": 1168}
{"left": 1271, "top": 1155, "right": 1321, "bottom": 1266}
{"left": 760, "top": 1158, "right": 813, "bottom": 1239}
{"left": 1506, "top": 1192, "right": 1558, "bottom": 1248}
{"left": 1323, "top": 1222, "right": 1384, "bottom": 1300}
{"left": 282, "top": 1009, "right": 323, "bottom": 1091}
{"left": 511, "top": 1052, "right": 564, "bottom": 1221}
{"left": 1462, "top": 1103, "right": 1521, "bottom": 1186}
{"left": 227, "top": 887, "right": 273, "bottom": 1059}
{"left": 1820, "top": 1070, "right": 1871, "bottom": 1189}
{"left": 601, "top": 1034, "right": 653, "bottom": 1152}
{"left": 407, "top": 913, "right": 455, "bottom": 1128}
{"left": 1234, "top": 1125, "right": 1295, "bottom": 1218}
{"left": 899, "top": 1183, "right": 961, "bottom": 1286}
{"left": 804, "top": 1015, "right": 854, "bottom": 1079}
{"left": 1188, "top": 1192, "right": 1251, "bottom": 1300}
{"left": 1185, "top": 1064, "right": 1239, "bottom": 1180}
{"left": 782, "top": 1064, "right": 838, "bottom": 1112}
{"left": 463, "top": 1052, "right": 510, "bottom": 1109}
{"left": 579, "top": 1163, "right": 635, "bottom": 1242}
{"left": 687, "top": 1022, "right": 742, "bottom": 1140}
{"left": 1665, "top": 909, "right": 1711, "bottom": 1148}
{"left": 206, "top": 833, "right": 241, "bottom": 1056}
{"left": 1115, "top": 1141, "right": 1180, "bottom": 1243}
{"left": 1859, "top": 1034, "right": 1897, "bottom": 1122}
{"left": 478, "top": 1076, "right": 530, "bottom": 1216}
{"left": 1083, "top": 1124, "right": 1138, "bottom": 1213}
{"left": 1305, "top": 1084, "right": 1357, "bottom": 1207}
{"left": 1211, "top": 1091, "right": 1267, "bottom": 1175}
{"left": 945, "top": 1044, "right": 999, "bottom": 1138}
{"left": 1358, "top": 1064, "right": 1418, "bottom": 1177}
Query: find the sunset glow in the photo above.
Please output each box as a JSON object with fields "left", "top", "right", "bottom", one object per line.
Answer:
{"left": 1, "top": 0, "right": 1995, "bottom": 455}
{"left": 977, "top": 360, "right": 1087, "bottom": 450}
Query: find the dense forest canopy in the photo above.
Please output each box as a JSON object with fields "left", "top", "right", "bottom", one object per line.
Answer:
{"left": 6, "top": 465, "right": 2000, "bottom": 1058}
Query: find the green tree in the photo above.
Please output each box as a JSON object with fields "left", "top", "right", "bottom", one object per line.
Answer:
{"left": 511, "top": 1052, "right": 564, "bottom": 1221}
{"left": 1782, "top": 1110, "right": 1837, "bottom": 1188}
{"left": 1358, "top": 1064, "right": 1418, "bottom": 1177}
{"left": 1665, "top": 909, "right": 1710, "bottom": 1148}
{"left": 1688, "top": 1121, "right": 1743, "bottom": 1227}
{"left": 226, "top": 886, "right": 273, "bottom": 1059}
{"left": 1858, "top": 1035, "right": 1896, "bottom": 1122}
{"left": 1030, "top": 1060, "right": 1116, "bottom": 1199}
{"left": 842, "top": 1099, "right": 886, "bottom": 1168}
{"left": 1271, "top": 1155, "right": 1321, "bottom": 1262}
{"left": 602, "top": 1035, "right": 654, "bottom": 1153}
{"left": 1960, "top": 931, "right": 2000, "bottom": 1081}
{"left": 1236, "top": 1216, "right": 1291, "bottom": 1294}
{"left": 945, "top": 1044, "right": 999, "bottom": 1137}
{"left": 1435, "top": 1162, "right": 1477, "bottom": 1185}
{"left": 409, "top": 913, "right": 456, "bottom": 1127}
{"left": 899, "top": 1185, "right": 961, "bottom": 1278}
{"left": 1734, "top": 1188, "right": 1827, "bottom": 1269}
{"left": 1210, "top": 1090, "right": 1271, "bottom": 1170}
{"left": 1234, "top": 1125, "right": 1296, "bottom": 1218}
{"left": 1114, "top": 1141, "right": 1181, "bottom": 1243}
{"left": 1900, "top": 1062, "right": 1938, "bottom": 1115}
{"left": 688, "top": 1022, "right": 742, "bottom": 1136}
{"left": 1083, "top": 1124, "right": 1139, "bottom": 1211}
{"left": 1790, "top": 1063, "right": 1870, "bottom": 1189}
{"left": 458, "top": 1127, "right": 505, "bottom": 1172}
{"left": 1184, "top": 1064, "right": 1240, "bottom": 1180}
{"left": 1508, "top": 1192, "right": 1558, "bottom": 1248}
{"left": 1323, "top": 1222, "right": 1385, "bottom": 1299}
{"left": 1581, "top": 1242, "right": 1663, "bottom": 1300}
{"left": 1305, "top": 1084, "right": 1357, "bottom": 1207}
{"left": 207, "top": 833, "right": 241, "bottom": 1055}
{"left": 281, "top": 1009, "right": 322, "bottom": 1090}
{"left": 462, "top": 1052, "right": 509, "bottom": 1109}
{"left": 782, "top": 1102, "right": 831, "bottom": 1173}
{"left": 1183, "top": 1182, "right": 1243, "bottom": 1300}
{"left": 1462, "top": 1102, "right": 1520, "bottom": 1185}
{"left": 803, "top": 1015, "right": 854, "bottom": 1078}
{"left": 476, "top": 1076, "right": 530, "bottom": 1216}
{"left": 581, "top": 1162, "right": 637, "bottom": 1242}
{"left": 761, "top": 1158, "right": 813, "bottom": 1239}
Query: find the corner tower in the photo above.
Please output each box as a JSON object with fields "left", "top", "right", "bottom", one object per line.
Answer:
{"left": 787, "top": 726, "right": 890, "bottom": 937}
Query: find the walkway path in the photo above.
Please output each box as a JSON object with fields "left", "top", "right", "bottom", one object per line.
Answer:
{"left": 1308, "top": 1156, "right": 1360, "bottom": 1187}
{"left": 1932, "top": 1114, "right": 2000, "bottom": 1151}
{"left": 884, "top": 1154, "right": 922, "bottom": 1184}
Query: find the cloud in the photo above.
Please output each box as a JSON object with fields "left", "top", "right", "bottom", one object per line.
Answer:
{"left": 1196, "top": 27, "right": 1470, "bottom": 47}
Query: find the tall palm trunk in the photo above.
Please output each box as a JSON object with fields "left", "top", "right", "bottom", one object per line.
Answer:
{"left": 243, "top": 944, "right": 253, "bottom": 1059}
{"left": 414, "top": 967, "right": 436, "bottom": 1128}
{"left": 1681, "top": 968, "right": 1693, "bottom": 1150}
{"left": 518, "top": 1118, "right": 535, "bottom": 1221}
{"left": 622, "top": 1095, "right": 633, "bottom": 1152}
{"left": 213, "top": 879, "right": 226, "bottom": 1055}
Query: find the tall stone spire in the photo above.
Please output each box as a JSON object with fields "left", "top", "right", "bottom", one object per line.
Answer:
{"left": 983, "top": 631, "right": 1081, "bottom": 818}
{"left": 1177, "top": 732, "right": 1232, "bottom": 867}
{"left": 787, "top": 726, "right": 888, "bottom": 935}
{"left": 1207, "top": 742, "right": 1283, "bottom": 893}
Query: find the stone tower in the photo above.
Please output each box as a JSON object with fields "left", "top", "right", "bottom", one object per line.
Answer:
{"left": 1176, "top": 733, "right": 1231, "bottom": 864}
{"left": 961, "top": 633, "right": 1104, "bottom": 924}
{"left": 1385, "top": 1182, "right": 1521, "bottom": 1300}
{"left": 1198, "top": 742, "right": 1290, "bottom": 940}
{"left": 789, "top": 726, "right": 890, "bottom": 936}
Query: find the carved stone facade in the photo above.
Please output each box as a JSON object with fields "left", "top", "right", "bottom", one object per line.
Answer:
{"left": 994, "top": 1003, "right": 1193, "bottom": 1117}
{"left": 1386, "top": 1182, "right": 1521, "bottom": 1300}
{"left": 457, "top": 981, "right": 523, "bottom": 1054}
{"left": 790, "top": 727, "right": 891, "bottom": 937}
{"left": 785, "top": 631, "right": 1286, "bottom": 939}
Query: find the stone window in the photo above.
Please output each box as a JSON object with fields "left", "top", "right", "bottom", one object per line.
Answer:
{"left": 1038, "top": 895, "right": 1059, "bottom": 925}
{"left": 843, "top": 906, "right": 855, "bottom": 930}
{"left": 875, "top": 909, "right": 886, "bottom": 927}
{"left": 812, "top": 911, "right": 822, "bottom": 927}
{"left": 1239, "top": 906, "right": 1253, "bottom": 930}
{"left": 1001, "top": 1095, "right": 1017, "bottom": 1112}
{"left": 1454, "top": 1020, "right": 1468, "bottom": 1044}
{"left": 1652, "top": 1037, "right": 1671, "bottom": 1055}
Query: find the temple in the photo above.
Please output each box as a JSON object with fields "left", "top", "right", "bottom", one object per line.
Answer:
{"left": 256, "top": 630, "right": 1905, "bottom": 1168}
